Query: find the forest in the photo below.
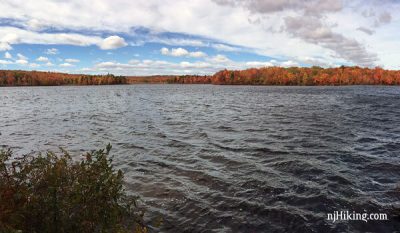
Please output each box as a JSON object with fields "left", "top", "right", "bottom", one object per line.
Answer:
{"left": 0, "top": 70, "right": 127, "bottom": 86}
{"left": 1, "top": 66, "right": 400, "bottom": 86}
{"left": 169, "top": 66, "right": 400, "bottom": 85}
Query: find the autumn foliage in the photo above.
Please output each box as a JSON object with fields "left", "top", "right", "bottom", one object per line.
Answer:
{"left": 2, "top": 66, "right": 400, "bottom": 86}
{"left": 207, "top": 66, "right": 400, "bottom": 85}
{"left": 0, "top": 70, "right": 126, "bottom": 86}
{"left": 128, "top": 66, "right": 400, "bottom": 85}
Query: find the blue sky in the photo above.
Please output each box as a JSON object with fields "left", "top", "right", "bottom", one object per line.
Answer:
{"left": 0, "top": 0, "right": 399, "bottom": 75}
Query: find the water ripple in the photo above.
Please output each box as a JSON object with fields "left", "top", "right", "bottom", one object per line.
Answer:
{"left": 1, "top": 85, "right": 400, "bottom": 232}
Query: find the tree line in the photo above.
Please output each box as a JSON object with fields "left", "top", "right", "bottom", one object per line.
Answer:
{"left": 130, "top": 66, "right": 400, "bottom": 85}
{"left": 168, "top": 66, "right": 400, "bottom": 85}
{"left": 2, "top": 66, "right": 400, "bottom": 86}
{"left": 0, "top": 70, "right": 127, "bottom": 86}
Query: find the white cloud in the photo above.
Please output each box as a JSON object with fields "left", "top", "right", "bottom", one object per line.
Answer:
{"left": 207, "top": 54, "right": 231, "bottom": 63}
{"left": 245, "top": 61, "right": 273, "bottom": 67}
{"left": 91, "top": 59, "right": 215, "bottom": 75}
{"left": 45, "top": 61, "right": 54, "bottom": 66}
{"left": 45, "top": 48, "right": 59, "bottom": 55}
{"left": 83, "top": 57, "right": 297, "bottom": 76}
{"left": 171, "top": 48, "right": 189, "bottom": 56}
{"left": 98, "top": 36, "right": 127, "bottom": 50}
{"left": 281, "top": 60, "right": 299, "bottom": 67}
{"left": 26, "top": 19, "right": 44, "bottom": 31}
{"left": 160, "top": 47, "right": 207, "bottom": 57}
{"left": 0, "top": 27, "right": 103, "bottom": 48}
{"left": 0, "top": 27, "right": 128, "bottom": 53}
{"left": 284, "top": 15, "right": 377, "bottom": 67}
{"left": 160, "top": 47, "right": 169, "bottom": 55}
{"left": 59, "top": 62, "right": 73, "bottom": 67}
{"left": 0, "top": 42, "right": 12, "bottom": 51}
{"left": 2, "top": 33, "right": 19, "bottom": 43}
{"left": 150, "top": 38, "right": 207, "bottom": 47}
{"left": 17, "top": 53, "right": 28, "bottom": 60}
{"left": 4, "top": 52, "right": 12, "bottom": 59}
{"left": 189, "top": 51, "right": 207, "bottom": 58}
{"left": 180, "top": 61, "right": 211, "bottom": 68}
{"left": 29, "top": 63, "right": 40, "bottom": 68}
{"left": 65, "top": 58, "right": 80, "bottom": 63}
{"left": 16, "top": 59, "right": 28, "bottom": 65}
{"left": 0, "top": 0, "right": 398, "bottom": 68}
{"left": 212, "top": 43, "right": 242, "bottom": 52}
{"left": 298, "top": 56, "right": 334, "bottom": 67}
{"left": 36, "top": 56, "right": 49, "bottom": 62}
{"left": 0, "top": 59, "right": 12, "bottom": 65}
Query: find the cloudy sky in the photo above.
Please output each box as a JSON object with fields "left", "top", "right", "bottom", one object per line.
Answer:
{"left": 0, "top": 0, "right": 398, "bottom": 75}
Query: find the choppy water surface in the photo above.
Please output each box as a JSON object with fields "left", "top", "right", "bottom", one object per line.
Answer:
{"left": 1, "top": 85, "right": 400, "bottom": 232}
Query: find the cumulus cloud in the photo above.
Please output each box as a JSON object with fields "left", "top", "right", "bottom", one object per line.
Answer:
{"left": 189, "top": 51, "right": 207, "bottom": 58}
{"left": 91, "top": 59, "right": 214, "bottom": 75}
{"left": 245, "top": 61, "right": 273, "bottom": 67}
{"left": 17, "top": 53, "right": 28, "bottom": 60}
{"left": 29, "top": 63, "right": 40, "bottom": 68}
{"left": 284, "top": 15, "right": 377, "bottom": 66}
{"left": 45, "top": 48, "right": 59, "bottom": 55}
{"left": 213, "top": 0, "right": 378, "bottom": 67}
{"left": 36, "top": 56, "right": 49, "bottom": 62}
{"left": 169, "top": 48, "right": 187, "bottom": 56}
{"left": 0, "top": 27, "right": 103, "bottom": 49}
{"left": 98, "top": 36, "right": 127, "bottom": 50}
{"left": 162, "top": 47, "right": 188, "bottom": 56}
{"left": 207, "top": 54, "right": 231, "bottom": 63}
{"left": 59, "top": 62, "right": 73, "bottom": 67}
{"left": 160, "top": 47, "right": 207, "bottom": 57}
{"left": 280, "top": 60, "right": 299, "bottom": 67}
{"left": 298, "top": 56, "right": 335, "bottom": 67}
{"left": 160, "top": 47, "right": 169, "bottom": 55}
{"left": 0, "top": 42, "right": 12, "bottom": 51}
{"left": 0, "top": 59, "right": 13, "bottom": 65}
{"left": 65, "top": 58, "right": 80, "bottom": 63}
{"left": 0, "top": 0, "right": 398, "bottom": 69}
{"left": 82, "top": 57, "right": 308, "bottom": 76}
{"left": 16, "top": 59, "right": 28, "bottom": 65}
{"left": 180, "top": 61, "right": 211, "bottom": 69}
{"left": 0, "top": 33, "right": 16, "bottom": 51}
{"left": 0, "top": 27, "right": 128, "bottom": 52}
{"left": 4, "top": 52, "right": 12, "bottom": 59}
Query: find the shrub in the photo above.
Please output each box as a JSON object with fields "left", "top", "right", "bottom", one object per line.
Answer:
{"left": 0, "top": 144, "right": 147, "bottom": 233}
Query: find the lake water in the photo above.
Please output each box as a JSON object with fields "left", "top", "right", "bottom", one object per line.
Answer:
{"left": 1, "top": 85, "right": 400, "bottom": 232}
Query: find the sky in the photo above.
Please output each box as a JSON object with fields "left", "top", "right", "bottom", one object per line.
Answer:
{"left": 0, "top": 0, "right": 399, "bottom": 75}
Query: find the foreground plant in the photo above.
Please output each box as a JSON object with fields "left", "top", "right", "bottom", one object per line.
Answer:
{"left": 0, "top": 144, "right": 147, "bottom": 233}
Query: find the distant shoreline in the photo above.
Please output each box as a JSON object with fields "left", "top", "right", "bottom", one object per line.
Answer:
{"left": 1, "top": 66, "right": 400, "bottom": 86}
